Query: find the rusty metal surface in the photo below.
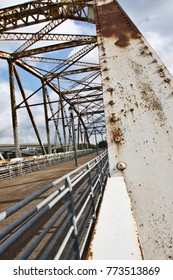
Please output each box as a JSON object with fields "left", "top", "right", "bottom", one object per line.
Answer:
{"left": 96, "top": 1, "right": 141, "bottom": 47}
{"left": 0, "top": 1, "right": 95, "bottom": 32}
{"left": 96, "top": 0, "right": 173, "bottom": 259}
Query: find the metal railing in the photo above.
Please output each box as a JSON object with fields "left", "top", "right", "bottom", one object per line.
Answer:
{"left": 0, "top": 151, "right": 109, "bottom": 260}
{"left": 0, "top": 149, "right": 93, "bottom": 181}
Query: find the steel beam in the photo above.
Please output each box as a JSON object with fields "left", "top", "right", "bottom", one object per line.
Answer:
{"left": 0, "top": 33, "right": 96, "bottom": 42}
{"left": 0, "top": 1, "right": 95, "bottom": 32}
{"left": 12, "top": 38, "right": 97, "bottom": 59}
{"left": 8, "top": 61, "right": 21, "bottom": 158}
{"left": 14, "top": 67, "right": 47, "bottom": 155}
{"left": 96, "top": 0, "right": 173, "bottom": 259}
{"left": 42, "top": 82, "right": 51, "bottom": 154}
{"left": 23, "top": 56, "right": 99, "bottom": 68}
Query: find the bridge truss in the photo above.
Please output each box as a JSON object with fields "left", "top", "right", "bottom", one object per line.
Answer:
{"left": 0, "top": 0, "right": 105, "bottom": 156}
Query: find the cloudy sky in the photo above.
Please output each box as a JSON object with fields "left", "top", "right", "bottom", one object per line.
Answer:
{"left": 119, "top": 0, "right": 173, "bottom": 74}
{"left": 0, "top": 0, "right": 173, "bottom": 146}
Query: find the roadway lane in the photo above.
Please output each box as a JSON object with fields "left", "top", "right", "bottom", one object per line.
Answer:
{"left": 0, "top": 152, "right": 99, "bottom": 213}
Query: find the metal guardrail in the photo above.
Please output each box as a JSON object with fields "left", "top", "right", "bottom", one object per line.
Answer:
{"left": 0, "top": 151, "right": 109, "bottom": 260}
{"left": 0, "top": 149, "right": 93, "bottom": 181}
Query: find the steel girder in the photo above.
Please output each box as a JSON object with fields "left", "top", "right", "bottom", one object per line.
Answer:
{"left": 0, "top": 1, "right": 95, "bottom": 32}
{"left": 95, "top": 0, "right": 173, "bottom": 259}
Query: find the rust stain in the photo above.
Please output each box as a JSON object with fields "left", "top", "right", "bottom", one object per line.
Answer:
{"left": 137, "top": 236, "right": 145, "bottom": 260}
{"left": 50, "top": 5, "right": 59, "bottom": 18}
{"left": 109, "top": 113, "right": 119, "bottom": 123}
{"left": 96, "top": 2, "right": 141, "bottom": 48}
{"left": 140, "top": 83, "right": 165, "bottom": 122}
{"left": 87, "top": 250, "right": 93, "bottom": 260}
{"left": 131, "top": 61, "right": 143, "bottom": 75}
{"left": 110, "top": 126, "right": 123, "bottom": 143}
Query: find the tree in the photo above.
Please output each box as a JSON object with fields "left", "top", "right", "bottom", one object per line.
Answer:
{"left": 98, "top": 140, "right": 107, "bottom": 148}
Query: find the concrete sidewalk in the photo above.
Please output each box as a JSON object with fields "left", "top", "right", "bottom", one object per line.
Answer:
{"left": 88, "top": 176, "right": 143, "bottom": 260}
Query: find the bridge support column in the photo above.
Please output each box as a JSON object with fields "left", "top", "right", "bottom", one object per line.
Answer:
{"left": 95, "top": 0, "right": 173, "bottom": 259}
{"left": 8, "top": 60, "right": 21, "bottom": 158}
{"left": 42, "top": 81, "right": 51, "bottom": 154}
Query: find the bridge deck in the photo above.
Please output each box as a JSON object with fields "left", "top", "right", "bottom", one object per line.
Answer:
{"left": 0, "top": 152, "right": 98, "bottom": 215}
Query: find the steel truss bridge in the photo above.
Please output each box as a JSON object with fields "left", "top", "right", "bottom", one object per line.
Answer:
{"left": 1, "top": 0, "right": 173, "bottom": 260}
{"left": 0, "top": 0, "right": 105, "bottom": 157}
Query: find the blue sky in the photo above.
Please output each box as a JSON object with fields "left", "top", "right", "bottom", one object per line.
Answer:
{"left": 0, "top": 0, "right": 173, "bottom": 145}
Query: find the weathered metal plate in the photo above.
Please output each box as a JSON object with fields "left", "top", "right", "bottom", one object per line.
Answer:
{"left": 96, "top": 0, "right": 173, "bottom": 259}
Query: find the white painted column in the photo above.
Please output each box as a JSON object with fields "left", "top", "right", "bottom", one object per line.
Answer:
{"left": 95, "top": 0, "right": 173, "bottom": 259}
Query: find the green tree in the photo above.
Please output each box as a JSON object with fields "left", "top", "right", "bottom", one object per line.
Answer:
{"left": 98, "top": 140, "right": 107, "bottom": 148}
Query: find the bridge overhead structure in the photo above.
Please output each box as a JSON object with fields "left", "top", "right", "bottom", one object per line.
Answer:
{"left": 1, "top": 0, "right": 173, "bottom": 260}
{"left": 0, "top": 0, "right": 105, "bottom": 156}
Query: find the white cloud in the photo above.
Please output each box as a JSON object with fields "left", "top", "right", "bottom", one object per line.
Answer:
{"left": 0, "top": 79, "right": 46, "bottom": 144}
{"left": 118, "top": 0, "right": 173, "bottom": 74}
{"left": 0, "top": 1, "right": 33, "bottom": 9}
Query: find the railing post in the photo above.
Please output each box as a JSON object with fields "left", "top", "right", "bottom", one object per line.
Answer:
{"left": 96, "top": 157, "right": 103, "bottom": 196}
{"left": 87, "top": 164, "right": 96, "bottom": 220}
{"left": 8, "top": 163, "right": 12, "bottom": 179}
{"left": 65, "top": 177, "right": 80, "bottom": 259}
{"left": 29, "top": 161, "right": 32, "bottom": 173}
{"left": 100, "top": 153, "right": 106, "bottom": 183}
{"left": 20, "top": 161, "right": 23, "bottom": 176}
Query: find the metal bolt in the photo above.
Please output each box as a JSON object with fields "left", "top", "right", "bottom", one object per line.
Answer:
{"left": 109, "top": 100, "right": 114, "bottom": 105}
{"left": 110, "top": 115, "right": 119, "bottom": 122}
{"left": 107, "top": 87, "right": 114, "bottom": 92}
{"left": 114, "top": 136, "right": 121, "bottom": 143}
{"left": 116, "top": 161, "right": 127, "bottom": 171}
{"left": 164, "top": 78, "right": 170, "bottom": 83}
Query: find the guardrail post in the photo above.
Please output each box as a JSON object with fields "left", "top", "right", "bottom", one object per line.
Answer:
{"left": 101, "top": 153, "right": 107, "bottom": 182}
{"left": 65, "top": 177, "right": 80, "bottom": 259}
{"left": 96, "top": 157, "right": 103, "bottom": 196}
{"left": 19, "top": 161, "right": 23, "bottom": 176}
{"left": 29, "top": 161, "right": 32, "bottom": 173}
{"left": 87, "top": 164, "right": 96, "bottom": 220}
{"left": 8, "top": 163, "right": 12, "bottom": 179}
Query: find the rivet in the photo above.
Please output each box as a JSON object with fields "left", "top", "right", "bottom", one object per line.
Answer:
{"left": 107, "top": 87, "right": 113, "bottom": 92}
{"left": 116, "top": 161, "right": 127, "bottom": 171}
{"left": 109, "top": 100, "right": 114, "bottom": 105}
{"left": 110, "top": 115, "right": 119, "bottom": 122}
{"left": 114, "top": 136, "right": 121, "bottom": 143}
{"left": 164, "top": 78, "right": 170, "bottom": 83}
